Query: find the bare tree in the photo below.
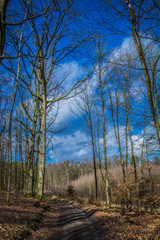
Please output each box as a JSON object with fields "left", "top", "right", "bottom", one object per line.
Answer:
{"left": 93, "top": 39, "right": 110, "bottom": 206}
{"left": 73, "top": 85, "right": 98, "bottom": 199}
{"left": 102, "top": 0, "right": 160, "bottom": 145}
{"left": 7, "top": 0, "right": 91, "bottom": 199}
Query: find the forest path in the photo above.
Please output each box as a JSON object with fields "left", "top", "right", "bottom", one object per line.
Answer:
{"left": 50, "top": 199, "right": 99, "bottom": 240}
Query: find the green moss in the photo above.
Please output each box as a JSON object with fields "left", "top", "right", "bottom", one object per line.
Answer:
{"left": 104, "top": 210, "right": 109, "bottom": 214}
{"left": 14, "top": 230, "right": 31, "bottom": 239}
{"left": 27, "top": 221, "right": 37, "bottom": 230}
{"left": 27, "top": 192, "right": 33, "bottom": 197}
{"left": 35, "top": 194, "right": 45, "bottom": 201}
{"left": 114, "top": 210, "right": 118, "bottom": 213}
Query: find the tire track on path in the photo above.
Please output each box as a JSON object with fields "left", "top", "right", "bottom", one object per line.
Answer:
{"left": 51, "top": 199, "right": 99, "bottom": 240}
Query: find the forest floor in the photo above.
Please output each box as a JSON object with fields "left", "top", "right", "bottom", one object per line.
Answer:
{"left": 0, "top": 191, "right": 160, "bottom": 240}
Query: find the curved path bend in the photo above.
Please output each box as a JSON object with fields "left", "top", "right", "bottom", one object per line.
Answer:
{"left": 51, "top": 199, "right": 101, "bottom": 240}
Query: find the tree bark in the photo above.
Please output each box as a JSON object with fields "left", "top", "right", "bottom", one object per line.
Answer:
{"left": 98, "top": 56, "right": 110, "bottom": 207}
{"left": 109, "top": 86, "right": 126, "bottom": 182}
{"left": 6, "top": 79, "right": 18, "bottom": 205}
{"left": 88, "top": 110, "right": 98, "bottom": 200}
{"left": 0, "top": 0, "right": 9, "bottom": 59}
{"left": 126, "top": 0, "right": 160, "bottom": 145}
{"left": 27, "top": 102, "right": 38, "bottom": 195}
{"left": 36, "top": 81, "right": 46, "bottom": 199}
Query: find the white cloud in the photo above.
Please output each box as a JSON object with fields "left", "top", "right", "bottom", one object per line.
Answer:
{"left": 46, "top": 37, "right": 160, "bottom": 165}
{"left": 73, "top": 149, "right": 87, "bottom": 157}
{"left": 131, "top": 123, "right": 159, "bottom": 158}
{"left": 47, "top": 130, "right": 91, "bottom": 163}
{"left": 110, "top": 37, "right": 137, "bottom": 64}
{"left": 54, "top": 61, "right": 85, "bottom": 91}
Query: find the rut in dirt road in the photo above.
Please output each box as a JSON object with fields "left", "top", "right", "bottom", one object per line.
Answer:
{"left": 51, "top": 199, "right": 102, "bottom": 240}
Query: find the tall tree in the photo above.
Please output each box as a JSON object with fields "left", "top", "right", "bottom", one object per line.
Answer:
{"left": 94, "top": 39, "right": 110, "bottom": 206}
{"left": 103, "top": 0, "right": 160, "bottom": 145}
{"left": 8, "top": 0, "right": 90, "bottom": 199}
{"left": 73, "top": 85, "right": 98, "bottom": 199}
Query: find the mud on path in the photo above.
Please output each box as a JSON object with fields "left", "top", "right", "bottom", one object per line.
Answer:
{"left": 50, "top": 199, "right": 103, "bottom": 240}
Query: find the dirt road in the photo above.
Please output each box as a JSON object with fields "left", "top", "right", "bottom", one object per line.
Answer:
{"left": 50, "top": 199, "right": 102, "bottom": 240}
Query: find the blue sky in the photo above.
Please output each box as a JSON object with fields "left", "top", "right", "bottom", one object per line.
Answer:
{"left": 46, "top": 36, "right": 159, "bottom": 164}
{"left": 4, "top": 0, "right": 160, "bottom": 164}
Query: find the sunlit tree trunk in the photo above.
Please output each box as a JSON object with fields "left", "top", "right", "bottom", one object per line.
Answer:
{"left": 95, "top": 113, "right": 105, "bottom": 183}
{"left": 128, "top": 121, "right": 141, "bottom": 212}
{"left": 18, "top": 124, "right": 24, "bottom": 193}
{"left": 34, "top": 122, "right": 40, "bottom": 194}
{"left": 24, "top": 117, "right": 29, "bottom": 194}
{"left": 88, "top": 109, "right": 98, "bottom": 200}
{"left": 36, "top": 81, "right": 46, "bottom": 199}
{"left": 97, "top": 50, "right": 110, "bottom": 207}
{"left": 126, "top": 0, "right": 160, "bottom": 145}
{"left": 14, "top": 128, "right": 18, "bottom": 194}
{"left": 27, "top": 123, "right": 36, "bottom": 196}
{"left": 27, "top": 100, "right": 39, "bottom": 195}
{"left": 108, "top": 86, "right": 126, "bottom": 183}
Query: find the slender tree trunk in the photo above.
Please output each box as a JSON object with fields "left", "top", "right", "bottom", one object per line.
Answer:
{"left": 141, "top": 134, "right": 145, "bottom": 180}
{"left": 6, "top": 80, "right": 18, "bottom": 205}
{"left": 0, "top": 125, "right": 5, "bottom": 190}
{"left": 36, "top": 83, "right": 46, "bottom": 199}
{"left": 109, "top": 87, "right": 126, "bottom": 182}
{"left": 96, "top": 114, "right": 105, "bottom": 183}
{"left": 27, "top": 117, "right": 37, "bottom": 195}
{"left": 14, "top": 130, "right": 18, "bottom": 194}
{"left": 88, "top": 111, "right": 98, "bottom": 199}
{"left": 128, "top": 122, "right": 141, "bottom": 212}
{"left": 146, "top": 139, "right": 153, "bottom": 193}
{"left": 0, "top": 141, "right": 3, "bottom": 191}
{"left": 19, "top": 126, "right": 24, "bottom": 193}
{"left": 98, "top": 59, "right": 110, "bottom": 207}
{"left": 34, "top": 125, "right": 40, "bottom": 194}
{"left": 123, "top": 78, "right": 133, "bottom": 210}
{"left": 125, "top": 120, "right": 128, "bottom": 171}
{"left": 24, "top": 118, "right": 29, "bottom": 194}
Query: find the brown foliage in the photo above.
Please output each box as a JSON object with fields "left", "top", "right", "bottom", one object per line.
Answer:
{"left": 64, "top": 185, "right": 75, "bottom": 197}
{"left": 88, "top": 198, "right": 101, "bottom": 206}
{"left": 0, "top": 191, "right": 61, "bottom": 240}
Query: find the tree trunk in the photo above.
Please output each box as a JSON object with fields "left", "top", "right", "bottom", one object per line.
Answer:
{"left": 27, "top": 114, "right": 37, "bottom": 195}
{"left": 128, "top": 121, "right": 141, "bottom": 212}
{"left": 89, "top": 111, "right": 98, "bottom": 199}
{"left": 98, "top": 58, "right": 110, "bottom": 207}
{"left": 0, "top": 0, "right": 9, "bottom": 59}
{"left": 14, "top": 131, "right": 18, "bottom": 194}
{"left": 36, "top": 85, "right": 46, "bottom": 199}
{"left": 109, "top": 87, "right": 126, "bottom": 182}
{"left": 34, "top": 125, "right": 40, "bottom": 194}
{"left": 126, "top": 1, "right": 160, "bottom": 145}
{"left": 6, "top": 79, "right": 18, "bottom": 205}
